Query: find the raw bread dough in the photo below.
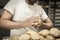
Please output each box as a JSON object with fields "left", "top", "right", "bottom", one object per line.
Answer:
{"left": 50, "top": 28, "right": 60, "bottom": 37}
{"left": 19, "top": 34, "right": 30, "bottom": 40}
{"left": 46, "top": 35, "right": 55, "bottom": 40}
{"left": 27, "top": 30, "right": 40, "bottom": 40}
{"left": 38, "top": 29, "right": 50, "bottom": 36}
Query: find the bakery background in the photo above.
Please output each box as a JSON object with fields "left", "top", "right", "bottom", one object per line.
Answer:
{"left": 0, "top": 0, "right": 60, "bottom": 40}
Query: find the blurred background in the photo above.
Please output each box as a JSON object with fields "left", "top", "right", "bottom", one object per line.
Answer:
{"left": 0, "top": 0, "right": 60, "bottom": 40}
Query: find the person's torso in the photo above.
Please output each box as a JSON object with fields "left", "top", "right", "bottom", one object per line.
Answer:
{"left": 10, "top": 1, "right": 42, "bottom": 36}
{"left": 12, "top": 1, "right": 41, "bottom": 22}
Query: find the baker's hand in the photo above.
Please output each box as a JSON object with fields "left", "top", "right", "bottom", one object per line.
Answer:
{"left": 24, "top": 16, "right": 41, "bottom": 27}
{"left": 31, "top": 19, "right": 41, "bottom": 28}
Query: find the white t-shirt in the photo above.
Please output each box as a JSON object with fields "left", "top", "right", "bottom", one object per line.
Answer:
{"left": 4, "top": 0, "right": 48, "bottom": 36}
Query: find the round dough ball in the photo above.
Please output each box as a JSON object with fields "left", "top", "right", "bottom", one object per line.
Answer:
{"left": 32, "top": 19, "right": 41, "bottom": 27}
{"left": 29, "top": 39, "right": 39, "bottom": 40}
{"left": 38, "top": 29, "right": 50, "bottom": 36}
{"left": 27, "top": 30, "right": 40, "bottom": 40}
{"left": 50, "top": 28, "right": 60, "bottom": 37}
{"left": 40, "top": 38, "right": 49, "bottom": 40}
{"left": 9, "top": 36, "right": 19, "bottom": 40}
{"left": 39, "top": 35, "right": 45, "bottom": 40}
{"left": 19, "top": 34, "right": 30, "bottom": 40}
{"left": 44, "top": 38, "right": 50, "bottom": 40}
{"left": 56, "top": 38, "right": 60, "bottom": 40}
{"left": 46, "top": 35, "right": 55, "bottom": 40}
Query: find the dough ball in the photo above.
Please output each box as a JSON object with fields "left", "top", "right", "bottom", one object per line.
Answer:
{"left": 45, "top": 35, "right": 55, "bottom": 40}
{"left": 19, "top": 34, "right": 30, "bottom": 40}
{"left": 44, "top": 38, "right": 50, "bottom": 40}
{"left": 39, "top": 35, "right": 45, "bottom": 40}
{"left": 32, "top": 19, "right": 41, "bottom": 27}
{"left": 40, "top": 38, "right": 49, "bottom": 40}
{"left": 50, "top": 28, "right": 60, "bottom": 37}
{"left": 38, "top": 29, "right": 50, "bottom": 36}
{"left": 56, "top": 38, "right": 60, "bottom": 40}
{"left": 27, "top": 30, "right": 40, "bottom": 40}
{"left": 9, "top": 36, "right": 19, "bottom": 40}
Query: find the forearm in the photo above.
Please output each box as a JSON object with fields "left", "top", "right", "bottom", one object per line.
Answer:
{"left": 0, "top": 19, "right": 26, "bottom": 29}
